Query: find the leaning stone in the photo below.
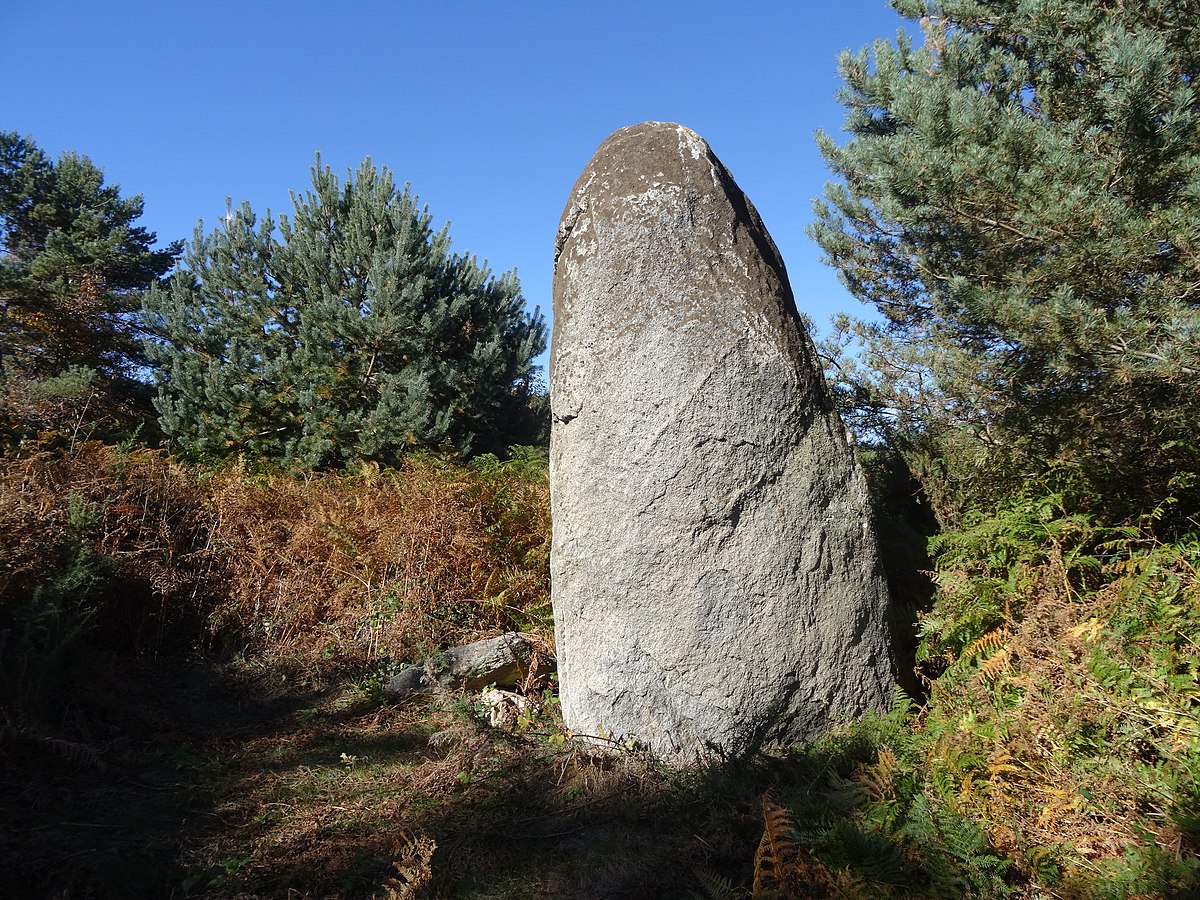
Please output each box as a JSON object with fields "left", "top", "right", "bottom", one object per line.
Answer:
{"left": 383, "top": 631, "right": 552, "bottom": 699}
{"left": 550, "top": 122, "right": 896, "bottom": 760}
{"left": 436, "top": 631, "right": 548, "bottom": 692}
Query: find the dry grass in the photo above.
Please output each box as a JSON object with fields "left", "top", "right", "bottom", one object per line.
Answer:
{"left": 0, "top": 443, "right": 551, "bottom": 673}
{"left": 0, "top": 442, "right": 216, "bottom": 659}
{"left": 205, "top": 456, "right": 551, "bottom": 672}
{"left": 0, "top": 654, "right": 777, "bottom": 899}
{"left": 0, "top": 443, "right": 590, "bottom": 897}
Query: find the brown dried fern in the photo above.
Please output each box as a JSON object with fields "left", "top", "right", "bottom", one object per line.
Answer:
{"left": 382, "top": 830, "right": 436, "bottom": 899}
{"left": 857, "top": 745, "right": 898, "bottom": 803}
{"left": 753, "top": 795, "right": 832, "bottom": 898}
{"left": 39, "top": 736, "right": 105, "bottom": 770}
{"left": 961, "top": 628, "right": 1012, "bottom": 682}
{"left": 978, "top": 648, "right": 1012, "bottom": 681}
{"left": 962, "top": 628, "right": 1007, "bottom": 659}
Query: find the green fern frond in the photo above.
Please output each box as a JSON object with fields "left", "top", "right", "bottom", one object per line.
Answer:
{"left": 822, "top": 820, "right": 909, "bottom": 887}
{"left": 690, "top": 867, "right": 749, "bottom": 899}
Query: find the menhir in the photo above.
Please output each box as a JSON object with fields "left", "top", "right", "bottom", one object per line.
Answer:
{"left": 550, "top": 121, "right": 896, "bottom": 760}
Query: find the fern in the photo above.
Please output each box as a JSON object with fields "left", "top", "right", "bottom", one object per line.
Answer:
{"left": 856, "top": 746, "right": 898, "bottom": 804}
{"left": 752, "top": 795, "right": 836, "bottom": 898}
{"left": 39, "top": 735, "right": 105, "bottom": 769}
{"left": 381, "top": 831, "right": 435, "bottom": 899}
{"left": 889, "top": 684, "right": 915, "bottom": 720}
{"left": 691, "top": 867, "right": 749, "bottom": 899}
{"left": 961, "top": 629, "right": 1006, "bottom": 660}
{"left": 820, "top": 821, "right": 909, "bottom": 888}
{"left": 753, "top": 796, "right": 798, "bottom": 896}
{"left": 933, "top": 804, "right": 1010, "bottom": 894}
{"left": 977, "top": 648, "right": 1011, "bottom": 682}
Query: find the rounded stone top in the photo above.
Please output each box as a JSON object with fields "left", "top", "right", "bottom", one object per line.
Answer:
{"left": 554, "top": 123, "right": 730, "bottom": 264}
{"left": 583, "top": 121, "right": 716, "bottom": 177}
{"left": 552, "top": 121, "right": 799, "bottom": 351}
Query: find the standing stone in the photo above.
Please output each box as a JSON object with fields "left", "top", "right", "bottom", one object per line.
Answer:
{"left": 550, "top": 122, "right": 895, "bottom": 760}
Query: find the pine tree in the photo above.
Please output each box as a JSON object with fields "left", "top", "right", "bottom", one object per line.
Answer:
{"left": 0, "top": 133, "right": 181, "bottom": 445}
{"left": 142, "top": 157, "right": 547, "bottom": 469}
{"left": 810, "top": 0, "right": 1200, "bottom": 524}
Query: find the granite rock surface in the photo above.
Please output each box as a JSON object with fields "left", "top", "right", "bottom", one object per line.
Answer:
{"left": 550, "top": 122, "right": 896, "bottom": 759}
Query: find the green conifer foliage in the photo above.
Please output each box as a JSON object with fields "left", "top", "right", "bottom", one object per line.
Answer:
{"left": 810, "top": 1, "right": 1200, "bottom": 523}
{"left": 143, "top": 157, "right": 546, "bottom": 468}
{"left": 0, "top": 134, "right": 180, "bottom": 378}
{"left": 0, "top": 133, "right": 181, "bottom": 445}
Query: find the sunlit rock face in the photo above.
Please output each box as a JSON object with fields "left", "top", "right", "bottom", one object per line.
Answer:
{"left": 549, "top": 122, "right": 897, "bottom": 760}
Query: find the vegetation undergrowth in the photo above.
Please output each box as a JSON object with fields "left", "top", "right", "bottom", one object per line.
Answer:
{"left": 0, "top": 442, "right": 551, "bottom": 686}
{"left": 5, "top": 443, "right": 1199, "bottom": 898}
{"left": 775, "top": 495, "right": 1200, "bottom": 899}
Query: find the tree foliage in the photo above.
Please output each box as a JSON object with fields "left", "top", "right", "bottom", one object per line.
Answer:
{"left": 0, "top": 133, "right": 180, "bottom": 378}
{"left": 143, "top": 157, "right": 547, "bottom": 469}
{"left": 810, "top": 0, "right": 1200, "bottom": 525}
{"left": 0, "top": 133, "right": 180, "bottom": 445}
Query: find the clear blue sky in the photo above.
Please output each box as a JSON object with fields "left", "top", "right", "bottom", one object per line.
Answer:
{"left": 2, "top": 0, "right": 913, "bottom": 380}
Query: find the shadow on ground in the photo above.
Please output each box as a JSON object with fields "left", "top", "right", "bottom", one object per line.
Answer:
{"left": 1, "top": 656, "right": 320, "bottom": 898}
{"left": 0, "top": 650, "right": 850, "bottom": 899}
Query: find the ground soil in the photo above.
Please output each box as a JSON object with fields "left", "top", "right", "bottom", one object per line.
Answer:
{"left": 1, "top": 654, "right": 775, "bottom": 899}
